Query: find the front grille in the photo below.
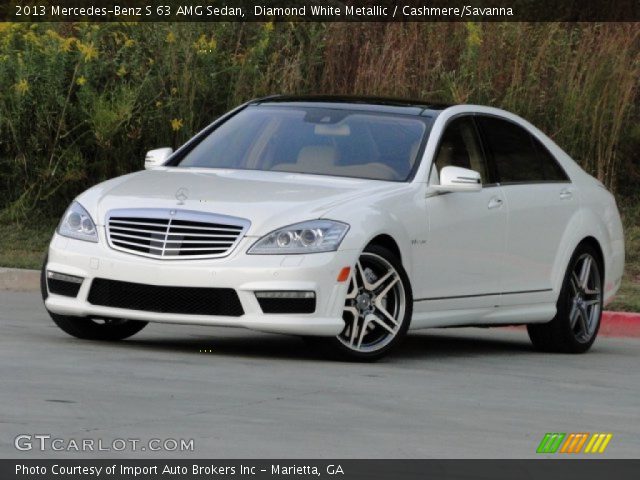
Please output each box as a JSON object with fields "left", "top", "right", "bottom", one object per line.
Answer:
{"left": 106, "top": 208, "right": 250, "bottom": 259}
{"left": 47, "top": 278, "right": 82, "bottom": 297}
{"left": 88, "top": 278, "right": 244, "bottom": 316}
{"left": 257, "top": 297, "right": 316, "bottom": 314}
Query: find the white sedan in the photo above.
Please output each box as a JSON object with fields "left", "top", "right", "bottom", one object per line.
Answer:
{"left": 42, "top": 96, "right": 625, "bottom": 360}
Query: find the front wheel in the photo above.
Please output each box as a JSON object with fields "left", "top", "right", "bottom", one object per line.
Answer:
{"left": 527, "top": 245, "right": 603, "bottom": 353}
{"left": 309, "top": 244, "right": 412, "bottom": 361}
{"left": 41, "top": 256, "right": 148, "bottom": 341}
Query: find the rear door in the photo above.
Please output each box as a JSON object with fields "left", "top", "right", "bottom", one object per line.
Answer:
{"left": 476, "top": 115, "right": 576, "bottom": 302}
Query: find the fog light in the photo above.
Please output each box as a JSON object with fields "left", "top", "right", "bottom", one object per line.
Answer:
{"left": 255, "top": 291, "right": 316, "bottom": 314}
{"left": 46, "top": 271, "right": 84, "bottom": 298}
{"left": 47, "top": 271, "right": 84, "bottom": 283}
{"left": 255, "top": 291, "right": 315, "bottom": 299}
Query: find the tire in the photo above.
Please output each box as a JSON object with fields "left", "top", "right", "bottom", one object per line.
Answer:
{"left": 41, "top": 256, "right": 148, "bottom": 341}
{"left": 527, "top": 244, "right": 603, "bottom": 353}
{"left": 308, "top": 244, "right": 413, "bottom": 361}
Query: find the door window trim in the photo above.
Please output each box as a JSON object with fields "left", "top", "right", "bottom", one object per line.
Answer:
{"left": 427, "top": 113, "right": 499, "bottom": 188}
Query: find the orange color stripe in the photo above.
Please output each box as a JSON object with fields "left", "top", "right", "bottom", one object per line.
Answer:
{"left": 568, "top": 434, "right": 581, "bottom": 453}
{"left": 560, "top": 434, "right": 575, "bottom": 453}
{"left": 572, "top": 433, "right": 589, "bottom": 453}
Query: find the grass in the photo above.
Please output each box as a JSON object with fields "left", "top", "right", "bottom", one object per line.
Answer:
{"left": 1, "top": 202, "right": 638, "bottom": 313}
{"left": 607, "top": 199, "right": 640, "bottom": 312}
{"left": 0, "top": 221, "right": 55, "bottom": 270}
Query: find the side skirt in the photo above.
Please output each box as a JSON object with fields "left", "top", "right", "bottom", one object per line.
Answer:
{"left": 409, "top": 303, "right": 556, "bottom": 330}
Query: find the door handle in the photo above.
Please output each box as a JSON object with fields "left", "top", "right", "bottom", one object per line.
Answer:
{"left": 488, "top": 197, "right": 503, "bottom": 209}
{"left": 559, "top": 188, "right": 573, "bottom": 200}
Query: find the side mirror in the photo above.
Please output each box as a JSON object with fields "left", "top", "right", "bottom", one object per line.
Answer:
{"left": 431, "top": 166, "right": 482, "bottom": 193}
{"left": 144, "top": 147, "right": 173, "bottom": 170}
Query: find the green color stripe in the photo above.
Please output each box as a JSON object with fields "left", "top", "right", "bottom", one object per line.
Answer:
{"left": 537, "top": 433, "right": 566, "bottom": 453}
{"left": 536, "top": 433, "right": 553, "bottom": 453}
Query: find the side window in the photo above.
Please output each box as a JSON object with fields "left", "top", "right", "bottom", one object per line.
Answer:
{"left": 477, "top": 116, "right": 544, "bottom": 183}
{"left": 434, "top": 117, "right": 489, "bottom": 184}
{"left": 531, "top": 135, "right": 570, "bottom": 182}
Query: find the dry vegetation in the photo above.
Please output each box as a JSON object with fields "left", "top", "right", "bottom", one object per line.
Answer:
{"left": 0, "top": 21, "right": 638, "bottom": 309}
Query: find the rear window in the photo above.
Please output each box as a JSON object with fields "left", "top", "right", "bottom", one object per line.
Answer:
{"left": 477, "top": 116, "right": 569, "bottom": 184}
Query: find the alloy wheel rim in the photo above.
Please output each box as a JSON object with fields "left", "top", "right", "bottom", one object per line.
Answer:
{"left": 568, "top": 253, "right": 602, "bottom": 343}
{"left": 338, "top": 252, "right": 405, "bottom": 353}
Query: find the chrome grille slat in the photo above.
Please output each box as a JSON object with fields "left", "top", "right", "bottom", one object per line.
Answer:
{"left": 111, "top": 238, "right": 165, "bottom": 251}
{"left": 109, "top": 220, "right": 171, "bottom": 228}
{"left": 164, "top": 247, "right": 228, "bottom": 252}
{"left": 162, "top": 225, "right": 243, "bottom": 232}
{"left": 110, "top": 232, "right": 168, "bottom": 243}
{"left": 164, "top": 240, "right": 235, "bottom": 245}
{"left": 106, "top": 208, "right": 250, "bottom": 260}
{"left": 165, "top": 231, "right": 239, "bottom": 238}
{"left": 110, "top": 226, "right": 174, "bottom": 235}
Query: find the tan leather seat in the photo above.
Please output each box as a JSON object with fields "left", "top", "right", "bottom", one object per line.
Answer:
{"left": 272, "top": 145, "right": 338, "bottom": 174}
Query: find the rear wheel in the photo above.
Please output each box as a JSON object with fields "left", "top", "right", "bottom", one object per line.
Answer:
{"left": 41, "top": 256, "right": 147, "bottom": 341}
{"left": 527, "top": 245, "right": 603, "bottom": 353}
{"left": 309, "top": 244, "right": 412, "bottom": 361}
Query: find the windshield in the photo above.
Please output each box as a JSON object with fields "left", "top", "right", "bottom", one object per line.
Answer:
{"left": 176, "top": 106, "right": 430, "bottom": 181}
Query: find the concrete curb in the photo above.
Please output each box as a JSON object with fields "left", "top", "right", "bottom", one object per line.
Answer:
{"left": 599, "top": 311, "right": 640, "bottom": 338}
{"left": 0, "top": 267, "right": 39, "bottom": 292}
{"left": 1, "top": 267, "right": 639, "bottom": 337}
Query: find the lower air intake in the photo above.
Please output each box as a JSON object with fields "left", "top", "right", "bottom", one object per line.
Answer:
{"left": 87, "top": 278, "right": 244, "bottom": 316}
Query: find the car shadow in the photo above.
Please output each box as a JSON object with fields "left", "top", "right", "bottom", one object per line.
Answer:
{"left": 106, "top": 327, "right": 535, "bottom": 363}
{"left": 122, "top": 334, "right": 322, "bottom": 361}
{"left": 396, "top": 329, "right": 535, "bottom": 360}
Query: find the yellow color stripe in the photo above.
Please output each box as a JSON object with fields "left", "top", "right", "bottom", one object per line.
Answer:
{"left": 590, "top": 434, "right": 606, "bottom": 453}
{"left": 598, "top": 434, "right": 613, "bottom": 453}
{"left": 584, "top": 434, "right": 598, "bottom": 453}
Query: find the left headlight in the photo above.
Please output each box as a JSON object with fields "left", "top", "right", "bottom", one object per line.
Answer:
{"left": 248, "top": 220, "right": 349, "bottom": 255}
{"left": 57, "top": 201, "right": 99, "bottom": 243}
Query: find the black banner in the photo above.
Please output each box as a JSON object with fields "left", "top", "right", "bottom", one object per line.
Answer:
{"left": 4, "top": 460, "right": 640, "bottom": 480}
{"left": 1, "top": 0, "right": 640, "bottom": 22}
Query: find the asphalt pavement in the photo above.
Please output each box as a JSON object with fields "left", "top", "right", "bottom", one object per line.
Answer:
{"left": 1, "top": 291, "right": 639, "bottom": 458}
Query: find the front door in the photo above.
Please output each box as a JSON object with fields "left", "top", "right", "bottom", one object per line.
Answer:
{"left": 414, "top": 116, "right": 507, "bottom": 308}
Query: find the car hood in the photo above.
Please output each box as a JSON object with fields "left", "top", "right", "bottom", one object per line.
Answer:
{"left": 77, "top": 168, "right": 404, "bottom": 236}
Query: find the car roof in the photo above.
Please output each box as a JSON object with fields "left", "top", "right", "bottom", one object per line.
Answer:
{"left": 251, "top": 95, "right": 453, "bottom": 117}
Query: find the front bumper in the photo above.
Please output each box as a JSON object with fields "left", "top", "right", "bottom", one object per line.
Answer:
{"left": 44, "top": 232, "right": 356, "bottom": 336}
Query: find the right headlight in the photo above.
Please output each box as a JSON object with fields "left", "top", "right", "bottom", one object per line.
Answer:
{"left": 247, "top": 220, "right": 349, "bottom": 255}
{"left": 57, "top": 201, "right": 99, "bottom": 243}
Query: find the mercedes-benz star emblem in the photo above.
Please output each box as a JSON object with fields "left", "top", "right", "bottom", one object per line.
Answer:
{"left": 175, "top": 187, "right": 189, "bottom": 205}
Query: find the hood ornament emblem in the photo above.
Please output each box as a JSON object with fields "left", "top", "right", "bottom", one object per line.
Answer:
{"left": 175, "top": 187, "right": 189, "bottom": 205}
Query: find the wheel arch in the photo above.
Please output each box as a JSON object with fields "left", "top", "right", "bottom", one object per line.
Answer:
{"left": 366, "top": 234, "right": 402, "bottom": 263}
{"left": 576, "top": 236, "right": 605, "bottom": 282}
{"left": 551, "top": 206, "right": 615, "bottom": 296}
